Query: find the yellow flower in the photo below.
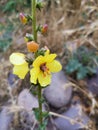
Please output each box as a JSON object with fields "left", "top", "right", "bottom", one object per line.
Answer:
{"left": 9, "top": 51, "right": 62, "bottom": 87}
{"left": 30, "top": 52, "right": 62, "bottom": 86}
{"left": 9, "top": 53, "right": 29, "bottom": 79}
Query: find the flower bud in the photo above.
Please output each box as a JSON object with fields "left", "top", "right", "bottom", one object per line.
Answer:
{"left": 19, "top": 13, "right": 27, "bottom": 24}
{"left": 41, "top": 24, "right": 48, "bottom": 35}
{"left": 24, "top": 33, "right": 34, "bottom": 42}
{"left": 36, "top": 2, "right": 44, "bottom": 11}
{"left": 27, "top": 41, "right": 39, "bottom": 52}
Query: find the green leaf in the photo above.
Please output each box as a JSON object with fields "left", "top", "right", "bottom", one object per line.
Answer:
{"left": 66, "top": 59, "right": 81, "bottom": 74}
{"left": 42, "top": 111, "right": 49, "bottom": 118}
{"left": 77, "top": 66, "right": 88, "bottom": 80}
{"left": 87, "top": 66, "right": 96, "bottom": 75}
{"left": 0, "top": 22, "right": 14, "bottom": 51}
{"left": 36, "top": 2, "right": 44, "bottom": 11}
{"left": 3, "top": 1, "right": 16, "bottom": 12}
{"left": 73, "top": 45, "right": 95, "bottom": 65}
{"left": 33, "top": 108, "right": 48, "bottom": 122}
{"left": 25, "top": 33, "right": 34, "bottom": 42}
{"left": 38, "top": 120, "right": 48, "bottom": 130}
{"left": 40, "top": 97, "right": 45, "bottom": 103}
{"left": 33, "top": 108, "right": 40, "bottom": 121}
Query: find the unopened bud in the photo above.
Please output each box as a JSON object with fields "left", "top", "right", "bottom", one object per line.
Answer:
{"left": 41, "top": 24, "right": 48, "bottom": 35}
{"left": 27, "top": 41, "right": 39, "bottom": 53}
{"left": 19, "top": 13, "right": 27, "bottom": 24}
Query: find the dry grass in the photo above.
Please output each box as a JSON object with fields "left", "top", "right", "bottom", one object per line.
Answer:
{"left": 37, "top": 0, "right": 98, "bottom": 56}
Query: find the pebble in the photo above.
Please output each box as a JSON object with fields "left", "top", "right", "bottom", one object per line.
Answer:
{"left": 54, "top": 104, "right": 93, "bottom": 130}
{"left": 18, "top": 89, "right": 38, "bottom": 111}
{"left": 43, "top": 71, "right": 72, "bottom": 108}
{"left": 18, "top": 89, "right": 45, "bottom": 123}
{"left": 0, "top": 108, "right": 13, "bottom": 130}
{"left": 86, "top": 69, "right": 98, "bottom": 95}
{"left": 0, "top": 107, "right": 35, "bottom": 130}
{"left": 0, "top": 89, "right": 39, "bottom": 130}
{"left": 8, "top": 72, "right": 18, "bottom": 86}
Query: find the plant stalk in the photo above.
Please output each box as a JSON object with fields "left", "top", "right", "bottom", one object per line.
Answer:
{"left": 32, "top": 0, "right": 43, "bottom": 127}
{"left": 38, "top": 84, "right": 43, "bottom": 126}
{"left": 32, "top": 0, "right": 37, "bottom": 42}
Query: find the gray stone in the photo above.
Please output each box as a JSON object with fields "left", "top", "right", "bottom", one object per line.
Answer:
{"left": 43, "top": 71, "right": 72, "bottom": 108}
{"left": 0, "top": 89, "right": 39, "bottom": 130}
{"left": 0, "top": 108, "right": 13, "bottom": 130}
{"left": 18, "top": 89, "right": 46, "bottom": 124}
{"left": 54, "top": 104, "right": 91, "bottom": 130}
{"left": 86, "top": 68, "right": 98, "bottom": 95}
{"left": 0, "top": 107, "right": 35, "bottom": 130}
{"left": 18, "top": 89, "right": 40, "bottom": 123}
{"left": 18, "top": 89, "right": 38, "bottom": 111}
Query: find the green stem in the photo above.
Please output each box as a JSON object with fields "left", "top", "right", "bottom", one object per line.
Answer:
{"left": 32, "top": 0, "right": 37, "bottom": 42}
{"left": 32, "top": 0, "right": 43, "bottom": 127}
{"left": 38, "top": 84, "right": 43, "bottom": 126}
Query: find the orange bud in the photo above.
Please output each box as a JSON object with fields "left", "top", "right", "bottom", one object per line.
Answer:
{"left": 27, "top": 41, "right": 39, "bottom": 52}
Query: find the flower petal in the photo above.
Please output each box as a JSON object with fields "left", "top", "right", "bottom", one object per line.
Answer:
{"left": 47, "top": 60, "right": 62, "bottom": 72}
{"left": 45, "top": 49, "right": 50, "bottom": 55}
{"left": 10, "top": 53, "right": 26, "bottom": 65}
{"left": 30, "top": 67, "right": 39, "bottom": 84}
{"left": 33, "top": 56, "right": 45, "bottom": 67}
{"left": 38, "top": 71, "right": 51, "bottom": 87}
{"left": 13, "top": 63, "right": 29, "bottom": 79}
{"left": 44, "top": 54, "right": 57, "bottom": 63}
{"left": 33, "top": 53, "right": 57, "bottom": 68}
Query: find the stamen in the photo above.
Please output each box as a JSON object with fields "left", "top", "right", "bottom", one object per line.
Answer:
{"left": 40, "top": 63, "right": 50, "bottom": 77}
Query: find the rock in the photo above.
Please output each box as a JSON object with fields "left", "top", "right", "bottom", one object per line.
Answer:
{"left": 17, "top": 89, "right": 39, "bottom": 124}
{"left": 0, "top": 88, "right": 40, "bottom": 130}
{"left": 0, "top": 107, "right": 35, "bottom": 130}
{"left": 18, "top": 89, "right": 46, "bottom": 124}
{"left": 18, "top": 89, "right": 38, "bottom": 111}
{"left": 54, "top": 104, "right": 94, "bottom": 130}
{"left": 8, "top": 72, "right": 18, "bottom": 86}
{"left": 46, "top": 118, "right": 59, "bottom": 130}
{"left": 7, "top": 72, "right": 21, "bottom": 96}
{"left": 17, "top": 110, "right": 34, "bottom": 129}
{"left": 43, "top": 71, "right": 72, "bottom": 108}
{"left": 86, "top": 69, "right": 98, "bottom": 95}
{"left": 0, "top": 108, "right": 13, "bottom": 130}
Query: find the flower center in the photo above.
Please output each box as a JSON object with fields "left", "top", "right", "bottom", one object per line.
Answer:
{"left": 40, "top": 63, "right": 50, "bottom": 76}
{"left": 40, "top": 63, "right": 48, "bottom": 72}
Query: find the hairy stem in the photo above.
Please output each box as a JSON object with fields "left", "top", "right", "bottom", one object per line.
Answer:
{"left": 32, "top": 0, "right": 43, "bottom": 127}
{"left": 38, "top": 84, "right": 43, "bottom": 126}
{"left": 32, "top": 0, "right": 37, "bottom": 42}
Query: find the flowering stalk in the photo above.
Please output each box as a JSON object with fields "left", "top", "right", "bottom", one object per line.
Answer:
{"left": 32, "top": 0, "right": 37, "bottom": 42}
{"left": 10, "top": 1, "right": 62, "bottom": 130}
{"left": 32, "top": 0, "right": 43, "bottom": 127}
{"left": 38, "top": 84, "right": 42, "bottom": 126}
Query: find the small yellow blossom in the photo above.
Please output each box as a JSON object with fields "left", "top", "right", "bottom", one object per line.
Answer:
{"left": 30, "top": 52, "right": 62, "bottom": 86}
{"left": 9, "top": 53, "right": 29, "bottom": 79}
